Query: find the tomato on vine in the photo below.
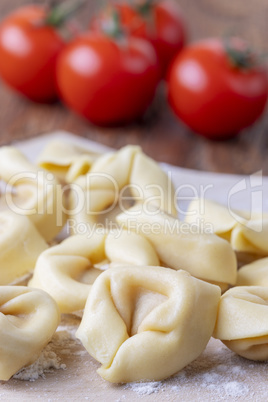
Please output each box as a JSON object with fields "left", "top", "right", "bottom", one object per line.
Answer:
{"left": 56, "top": 29, "right": 161, "bottom": 125}
{"left": 91, "top": 0, "right": 186, "bottom": 77}
{"left": 0, "top": 2, "right": 83, "bottom": 102}
{"left": 168, "top": 38, "right": 268, "bottom": 139}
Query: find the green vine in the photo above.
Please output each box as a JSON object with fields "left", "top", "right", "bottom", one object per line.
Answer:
{"left": 45, "top": 0, "right": 87, "bottom": 27}
{"left": 98, "top": 8, "right": 125, "bottom": 39}
{"left": 135, "top": 0, "right": 155, "bottom": 16}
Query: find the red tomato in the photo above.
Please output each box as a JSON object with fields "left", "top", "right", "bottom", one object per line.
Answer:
{"left": 0, "top": 5, "right": 65, "bottom": 102}
{"left": 91, "top": 0, "right": 186, "bottom": 77}
{"left": 56, "top": 32, "right": 160, "bottom": 126}
{"left": 168, "top": 38, "right": 268, "bottom": 139}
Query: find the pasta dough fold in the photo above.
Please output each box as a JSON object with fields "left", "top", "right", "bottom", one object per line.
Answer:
{"left": 76, "top": 266, "right": 221, "bottom": 383}
{"left": 0, "top": 146, "right": 66, "bottom": 241}
{"left": 116, "top": 204, "right": 237, "bottom": 290}
{"left": 213, "top": 286, "right": 268, "bottom": 360}
{"left": 37, "top": 140, "right": 101, "bottom": 183}
{"left": 0, "top": 286, "right": 60, "bottom": 381}
{"left": 68, "top": 145, "right": 177, "bottom": 233}
{"left": 237, "top": 257, "right": 268, "bottom": 286}
{"left": 0, "top": 211, "right": 47, "bottom": 285}
{"left": 29, "top": 230, "right": 159, "bottom": 313}
{"left": 186, "top": 198, "right": 268, "bottom": 257}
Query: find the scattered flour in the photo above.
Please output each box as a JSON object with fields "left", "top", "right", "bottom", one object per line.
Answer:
{"left": 123, "top": 341, "right": 255, "bottom": 400}
{"left": 12, "top": 320, "right": 81, "bottom": 382}
{"left": 125, "top": 370, "right": 250, "bottom": 400}
{"left": 223, "top": 381, "right": 248, "bottom": 397}
{"left": 5, "top": 318, "right": 266, "bottom": 400}
{"left": 126, "top": 381, "right": 163, "bottom": 395}
{"left": 13, "top": 344, "right": 66, "bottom": 381}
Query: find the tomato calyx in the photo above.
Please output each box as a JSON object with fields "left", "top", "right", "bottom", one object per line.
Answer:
{"left": 130, "top": 0, "right": 157, "bottom": 39}
{"left": 96, "top": 8, "right": 125, "bottom": 39}
{"left": 44, "top": 0, "right": 86, "bottom": 28}
{"left": 224, "top": 37, "right": 256, "bottom": 71}
{"left": 134, "top": 0, "right": 156, "bottom": 16}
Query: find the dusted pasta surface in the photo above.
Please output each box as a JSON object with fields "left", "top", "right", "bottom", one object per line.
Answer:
{"left": 76, "top": 266, "right": 221, "bottom": 382}
{"left": 0, "top": 286, "right": 60, "bottom": 381}
{"left": 29, "top": 230, "right": 159, "bottom": 313}
{"left": 0, "top": 211, "right": 47, "bottom": 285}
{"left": 213, "top": 286, "right": 268, "bottom": 360}
{"left": 1, "top": 132, "right": 268, "bottom": 398}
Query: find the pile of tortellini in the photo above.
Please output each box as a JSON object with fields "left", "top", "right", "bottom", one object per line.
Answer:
{"left": 1, "top": 141, "right": 268, "bottom": 383}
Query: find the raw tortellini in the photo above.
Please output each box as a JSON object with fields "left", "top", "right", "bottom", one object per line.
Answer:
{"left": 117, "top": 203, "right": 237, "bottom": 291}
{"left": 237, "top": 257, "right": 268, "bottom": 286}
{"left": 0, "top": 286, "right": 60, "bottom": 381}
{"left": 2, "top": 138, "right": 262, "bottom": 384}
{"left": 37, "top": 139, "right": 101, "bottom": 183}
{"left": 0, "top": 211, "right": 47, "bottom": 285}
{"left": 29, "top": 229, "right": 160, "bottom": 313}
{"left": 0, "top": 146, "right": 66, "bottom": 241}
{"left": 68, "top": 145, "right": 177, "bottom": 233}
{"left": 213, "top": 286, "right": 268, "bottom": 361}
{"left": 76, "top": 266, "right": 221, "bottom": 383}
{"left": 186, "top": 198, "right": 268, "bottom": 257}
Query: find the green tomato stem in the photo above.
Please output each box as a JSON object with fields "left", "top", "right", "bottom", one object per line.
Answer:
{"left": 224, "top": 38, "right": 256, "bottom": 71}
{"left": 45, "top": 0, "right": 87, "bottom": 28}
{"left": 133, "top": 0, "right": 156, "bottom": 16}
{"left": 98, "top": 8, "right": 125, "bottom": 39}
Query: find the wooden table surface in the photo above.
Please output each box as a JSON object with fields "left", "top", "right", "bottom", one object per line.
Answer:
{"left": 0, "top": 0, "right": 268, "bottom": 175}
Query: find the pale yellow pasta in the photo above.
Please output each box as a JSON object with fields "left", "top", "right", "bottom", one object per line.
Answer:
{"left": 76, "top": 266, "right": 221, "bottom": 383}
{"left": 29, "top": 230, "right": 159, "bottom": 313}
{"left": 213, "top": 286, "right": 268, "bottom": 360}
{"left": 0, "top": 210, "right": 48, "bottom": 285}
{"left": 116, "top": 204, "right": 237, "bottom": 290}
{"left": 0, "top": 146, "right": 66, "bottom": 241}
{"left": 237, "top": 257, "right": 268, "bottom": 286}
{"left": 230, "top": 224, "right": 262, "bottom": 255}
{"left": 105, "top": 229, "right": 160, "bottom": 267}
{"left": 37, "top": 140, "right": 101, "bottom": 182}
{"left": 185, "top": 198, "right": 237, "bottom": 238}
{"left": 234, "top": 219, "right": 268, "bottom": 254}
{"left": 186, "top": 198, "right": 268, "bottom": 256}
{"left": 68, "top": 145, "right": 177, "bottom": 233}
{"left": 0, "top": 286, "right": 60, "bottom": 381}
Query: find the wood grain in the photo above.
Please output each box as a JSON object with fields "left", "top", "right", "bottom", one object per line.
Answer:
{"left": 0, "top": 0, "right": 268, "bottom": 174}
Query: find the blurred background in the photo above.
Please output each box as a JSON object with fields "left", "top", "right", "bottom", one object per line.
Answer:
{"left": 0, "top": 0, "right": 267, "bottom": 174}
